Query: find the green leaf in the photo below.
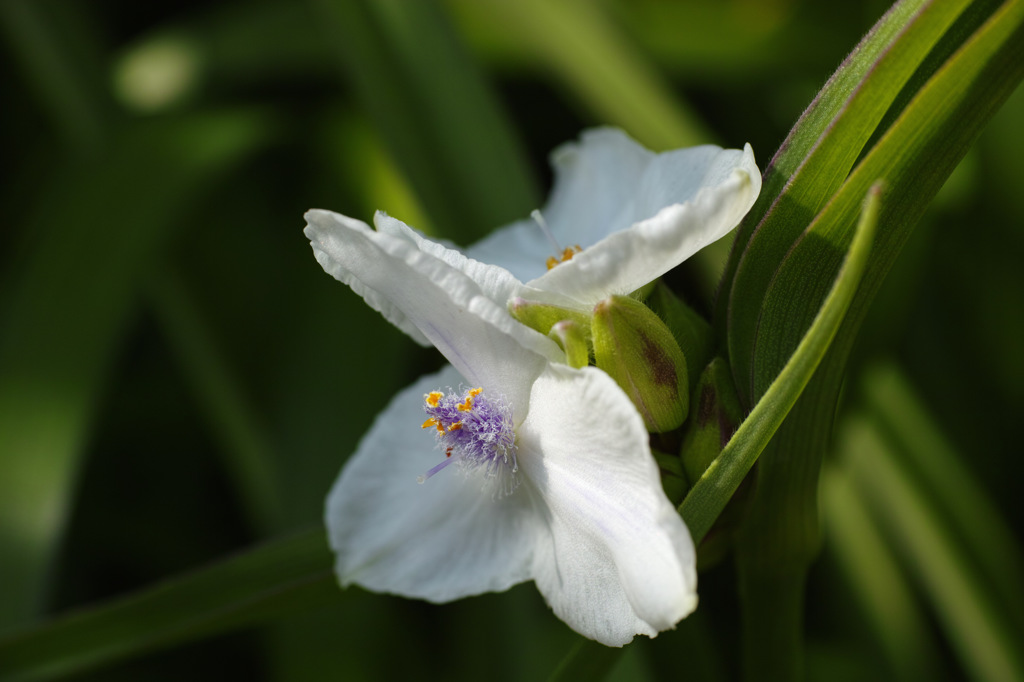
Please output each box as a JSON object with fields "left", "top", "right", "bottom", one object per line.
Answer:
{"left": 312, "top": 0, "right": 538, "bottom": 241}
{"left": 149, "top": 270, "right": 285, "bottom": 535}
{"left": 0, "top": 0, "right": 109, "bottom": 152}
{"left": 679, "top": 183, "right": 880, "bottom": 544}
{"left": 0, "top": 529, "right": 336, "bottom": 682}
{"left": 718, "top": 0, "right": 983, "bottom": 402}
{"left": 728, "top": 4, "right": 1024, "bottom": 677}
{"left": 860, "top": 362, "right": 1024, "bottom": 638}
{"left": 840, "top": 416, "right": 1024, "bottom": 682}
{"left": 0, "top": 111, "right": 277, "bottom": 631}
{"left": 447, "top": 0, "right": 712, "bottom": 150}
{"left": 820, "top": 465, "right": 940, "bottom": 681}
{"left": 749, "top": 0, "right": 1024, "bottom": 400}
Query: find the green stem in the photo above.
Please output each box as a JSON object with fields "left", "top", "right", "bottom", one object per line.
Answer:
{"left": 733, "top": 370, "right": 835, "bottom": 682}
{"left": 739, "top": 570, "right": 805, "bottom": 681}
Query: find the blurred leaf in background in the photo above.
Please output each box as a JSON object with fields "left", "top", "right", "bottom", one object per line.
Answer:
{"left": 0, "top": 0, "right": 1021, "bottom": 680}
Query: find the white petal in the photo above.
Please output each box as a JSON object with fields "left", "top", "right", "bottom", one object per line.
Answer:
{"left": 303, "top": 211, "right": 431, "bottom": 346}
{"left": 327, "top": 365, "right": 540, "bottom": 601}
{"left": 305, "top": 208, "right": 562, "bottom": 414}
{"left": 518, "top": 365, "right": 698, "bottom": 646}
{"left": 373, "top": 212, "right": 523, "bottom": 309}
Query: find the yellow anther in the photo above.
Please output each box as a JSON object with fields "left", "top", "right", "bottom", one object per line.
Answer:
{"left": 448, "top": 422, "right": 462, "bottom": 432}
{"left": 545, "top": 245, "right": 582, "bottom": 270}
{"left": 458, "top": 388, "right": 483, "bottom": 412}
{"left": 425, "top": 392, "right": 443, "bottom": 407}
{"left": 421, "top": 418, "right": 444, "bottom": 434}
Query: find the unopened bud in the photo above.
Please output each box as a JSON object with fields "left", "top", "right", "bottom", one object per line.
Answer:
{"left": 646, "top": 282, "right": 714, "bottom": 387}
{"left": 592, "top": 295, "right": 689, "bottom": 433}
{"left": 508, "top": 297, "right": 590, "bottom": 337}
{"left": 548, "top": 320, "right": 590, "bottom": 369}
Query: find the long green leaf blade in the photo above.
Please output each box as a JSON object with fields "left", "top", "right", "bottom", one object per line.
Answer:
{"left": 723, "top": 0, "right": 978, "bottom": 402}
{"left": 149, "top": 270, "right": 285, "bottom": 534}
{"left": 728, "top": 5, "right": 1024, "bottom": 678}
{"left": 0, "top": 111, "right": 276, "bottom": 631}
{"left": 841, "top": 417, "right": 1024, "bottom": 682}
{"left": 716, "top": 0, "right": 929, "bottom": 323}
{"left": 449, "top": 0, "right": 712, "bottom": 150}
{"left": 313, "top": 0, "right": 537, "bottom": 241}
{"left": 680, "top": 183, "right": 880, "bottom": 544}
{"left": 861, "top": 362, "right": 1024, "bottom": 636}
{"left": 749, "top": 0, "right": 1024, "bottom": 399}
{"left": 0, "top": 529, "right": 335, "bottom": 682}
{"left": 821, "top": 465, "right": 939, "bottom": 681}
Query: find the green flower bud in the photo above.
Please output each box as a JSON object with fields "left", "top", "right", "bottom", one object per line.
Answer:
{"left": 547, "top": 320, "right": 590, "bottom": 369}
{"left": 508, "top": 297, "right": 590, "bottom": 337}
{"left": 591, "top": 295, "right": 689, "bottom": 433}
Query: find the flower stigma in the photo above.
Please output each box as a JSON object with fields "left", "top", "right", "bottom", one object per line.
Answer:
{"left": 531, "top": 209, "right": 581, "bottom": 270}
{"left": 418, "top": 386, "right": 519, "bottom": 495}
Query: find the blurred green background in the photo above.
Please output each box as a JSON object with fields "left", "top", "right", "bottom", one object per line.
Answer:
{"left": 1, "top": 0, "right": 1021, "bottom": 680}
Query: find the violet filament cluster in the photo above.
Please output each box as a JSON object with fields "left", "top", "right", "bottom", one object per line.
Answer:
{"left": 418, "top": 387, "right": 519, "bottom": 495}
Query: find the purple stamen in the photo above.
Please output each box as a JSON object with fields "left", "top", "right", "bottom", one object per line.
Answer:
{"left": 419, "top": 386, "right": 518, "bottom": 495}
{"left": 416, "top": 456, "right": 455, "bottom": 484}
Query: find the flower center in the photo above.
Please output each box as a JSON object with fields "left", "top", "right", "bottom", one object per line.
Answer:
{"left": 546, "top": 245, "right": 582, "bottom": 270}
{"left": 531, "top": 209, "right": 582, "bottom": 270}
{"left": 418, "top": 386, "right": 519, "bottom": 495}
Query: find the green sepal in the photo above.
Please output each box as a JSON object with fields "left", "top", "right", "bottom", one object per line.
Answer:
{"left": 679, "top": 357, "right": 743, "bottom": 485}
{"left": 508, "top": 297, "right": 591, "bottom": 338}
{"left": 646, "top": 282, "right": 714, "bottom": 390}
{"left": 591, "top": 295, "right": 689, "bottom": 433}
{"left": 547, "top": 320, "right": 590, "bottom": 369}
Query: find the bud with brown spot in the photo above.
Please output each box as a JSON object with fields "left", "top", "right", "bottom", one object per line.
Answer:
{"left": 592, "top": 295, "right": 689, "bottom": 433}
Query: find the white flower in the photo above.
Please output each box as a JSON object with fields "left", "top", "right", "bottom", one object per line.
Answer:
{"left": 304, "top": 128, "right": 761, "bottom": 646}
{"left": 467, "top": 127, "right": 760, "bottom": 310}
